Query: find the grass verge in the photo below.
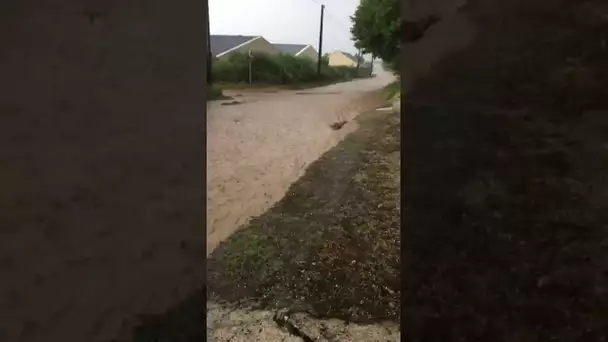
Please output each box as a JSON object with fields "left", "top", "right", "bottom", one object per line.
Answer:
{"left": 383, "top": 80, "right": 400, "bottom": 101}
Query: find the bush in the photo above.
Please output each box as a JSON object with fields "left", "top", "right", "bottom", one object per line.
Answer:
{"left": 212, "top": 52, "right": 359, "bottom": 85}
{"left": 208, "top": 84, "right": 225, "bottom": 100}
{"left": 275, "top": 54, "right": 318, "bottom": 83}
{"left": 327, "top": 66, "right": 359, "bottom": 80}
{"left": 212, "top": 54, "right": 249, "bottom": 83}
{"left": 382, "top": 59, "right": 398, "bottom": 74}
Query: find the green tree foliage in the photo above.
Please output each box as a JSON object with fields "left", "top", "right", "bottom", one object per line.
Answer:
{"left": 350, "top": 0, "right": 401, "bottom": 70}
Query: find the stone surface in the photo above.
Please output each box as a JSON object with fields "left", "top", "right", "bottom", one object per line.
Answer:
{"left": 207, "top": 304, "right": 400, "bottom": 342}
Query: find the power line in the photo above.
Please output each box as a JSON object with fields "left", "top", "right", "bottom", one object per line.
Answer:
{"left": 324, "top": 9, "right": 352, "bottom": 31}
{"left": 301, "top": 0, "right": 353, "bottom": 46}
{"left": 275, "top": 0, "right": 357, "bottom": 54}
{"left": 323, "top": 26, "right": 351, "bottom": 45}
{"left": 304, "top": 0, "right": 352, "bottom": 31}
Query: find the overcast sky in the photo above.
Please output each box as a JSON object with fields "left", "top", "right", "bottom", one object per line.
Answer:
{"left": 210, "top": 0, "right": 361, "bottom": 55}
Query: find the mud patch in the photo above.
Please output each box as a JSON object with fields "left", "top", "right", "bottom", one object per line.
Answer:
{"left": 207, "top": 110, "right": 401, "bottom": 323}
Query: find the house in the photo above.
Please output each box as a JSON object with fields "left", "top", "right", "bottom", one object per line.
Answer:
{"left": 327, "top": 51, "right": 373, "bottom": 68}
{"left": 210, "top": 35, "right": 279, "bottom": 60}
{"left": 326, "top": 51, "right": 374, "bottom": 77}
{"left": 272, "top": 43, "right": 319, "bottom": 61}
{"left": 326, "top": 51, "right": 362, "bottom": 67}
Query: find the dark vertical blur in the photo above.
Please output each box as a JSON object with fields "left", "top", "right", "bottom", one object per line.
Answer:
{"left": 401, "top": 0, "right": 608, "bottom": 340}
{"left": 0, "top": 0, "right": 208, "bottom": 341}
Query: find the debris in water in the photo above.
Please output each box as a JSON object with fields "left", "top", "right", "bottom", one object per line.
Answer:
{"left": 330, "top": 121, "right": 347, "bottom": 130}
{"left": 221, "top": 100, "right": 241, "bottom": 106}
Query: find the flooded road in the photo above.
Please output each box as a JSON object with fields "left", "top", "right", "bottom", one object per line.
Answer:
{"left": 207, "top": 68, "right": 395, "bottom": 252}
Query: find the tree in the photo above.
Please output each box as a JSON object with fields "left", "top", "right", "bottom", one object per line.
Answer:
{"left": 321, "top": 53, "right": 330, "bottom": 67}
{"left": 350, "top": 0, "right": 400, "bottom": 70}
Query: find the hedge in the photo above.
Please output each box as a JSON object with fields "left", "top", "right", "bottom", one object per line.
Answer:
{"left": 211, "top": 52, "right": 359, "bottom": 85}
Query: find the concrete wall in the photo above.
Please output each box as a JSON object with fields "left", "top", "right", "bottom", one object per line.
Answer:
{"left": 217, "top": 37, "right": 280, "bottom": 60}
{"left": 0, "top": 1, "right": 206, "bottom": 341}
{"left": 328, "top": 52, "right": 357, "bottom": 67}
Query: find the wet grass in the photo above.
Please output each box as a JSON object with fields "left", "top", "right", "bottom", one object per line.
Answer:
{"left": 383, "top": 80, "right": 401, "bottom": 101}
{"left": 207, "top": 110, "right": 401, "bottom": 323}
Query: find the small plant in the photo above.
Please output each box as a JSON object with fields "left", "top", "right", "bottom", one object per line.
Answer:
{"left": 383, "top": 80, "right": 400, "bottom": 100}
{"left": 208, "top": 84, "right": 226, "bottom": 101}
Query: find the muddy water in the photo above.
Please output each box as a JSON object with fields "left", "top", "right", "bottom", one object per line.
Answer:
{"left": 207, "top": 70, "right": 395, "bottom": 253}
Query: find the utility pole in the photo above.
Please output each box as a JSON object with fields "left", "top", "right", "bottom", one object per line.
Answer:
{"left": 316, "top": 4, "right": 325, "bottom": 77}
{"left": 355, "top": 50, "right": 363, "bottom": 78}
{"left": 206, "top": 2, "right": 212, "bottom": 85}
{"left": 370, "top": 55, "right": 375, "bottom": 76}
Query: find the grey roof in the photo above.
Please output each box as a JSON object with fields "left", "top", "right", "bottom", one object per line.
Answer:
{"left": 340, "top": 51, "right": 360, "bottom": 63}
{"left": 273, "top": 43, "right": 308, "bottom": 55}
{"left": 210, "top": 35, "right": 259, "bottom": 56}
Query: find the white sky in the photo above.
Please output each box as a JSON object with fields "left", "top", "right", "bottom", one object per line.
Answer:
{"left": 210, "top": 0, "right": 362, "bottom": 56}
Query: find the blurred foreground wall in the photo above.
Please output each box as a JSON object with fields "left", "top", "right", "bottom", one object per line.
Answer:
{"left": 401, "top": 0, "right": 608, "bottom": 340}
{"left": 0, "top": 1, "right": 206, "bottom": 341}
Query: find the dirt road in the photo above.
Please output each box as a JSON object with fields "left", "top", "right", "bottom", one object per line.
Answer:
{"left": 207, "top": 69, "right": 395, "bottom": 253}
